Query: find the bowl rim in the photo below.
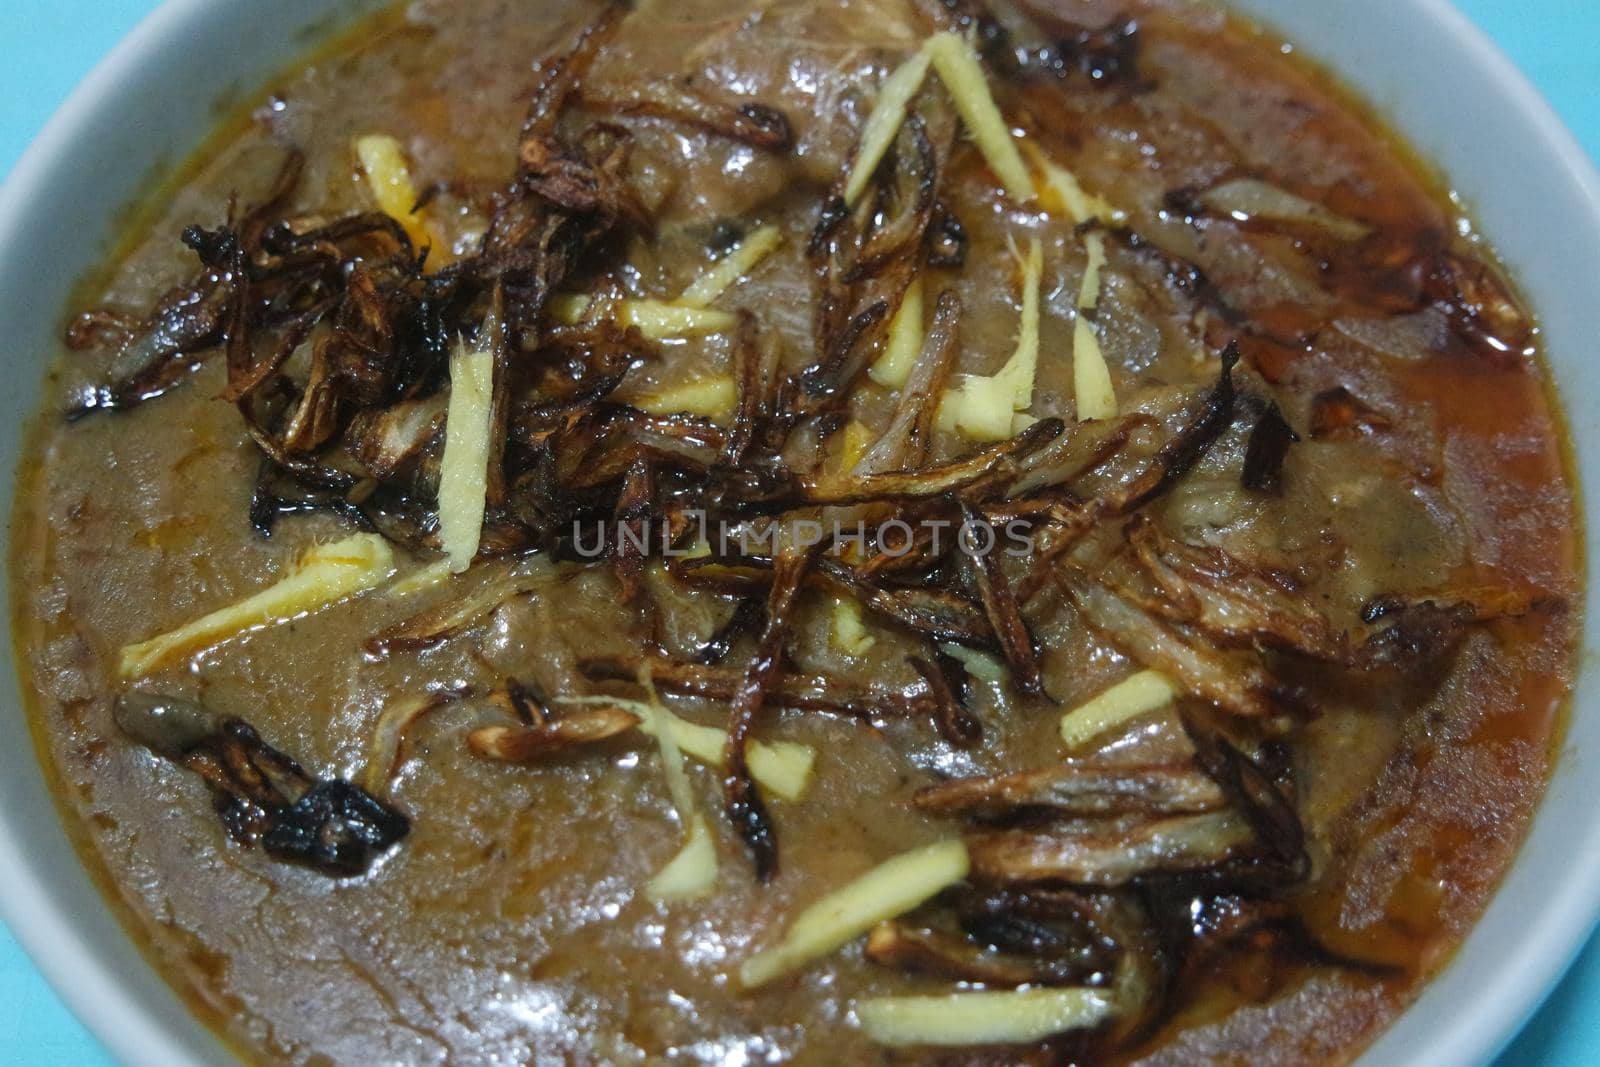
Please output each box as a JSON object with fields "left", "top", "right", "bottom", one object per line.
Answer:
{"left": 1, "top": 1, "right": 1598, "bottom": 1065}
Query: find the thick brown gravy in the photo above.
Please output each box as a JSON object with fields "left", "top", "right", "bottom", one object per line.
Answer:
{"left": 10, "top": 1, "right": 1578, "bottom": 1064}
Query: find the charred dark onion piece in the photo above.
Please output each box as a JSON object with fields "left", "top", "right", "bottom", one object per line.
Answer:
{"left": 249, "top": 457, "right": 436, "bottom": 550}
{"left": 951, "top": 884, "right": 1119, "bottom": 952}
{"left": 818, "top": 557, "right": 996, "bottom": 649}
{"left": 1013, "top": 502, "right": 1103, "bottom": 606}
{"left": 520, "top": 4, "right": 624, "bottom": 142}
{"left": 578, "top": 86, "right": 793, "bottom": 150}
{"left": 482, "top": 283, "right": 515, "bottom": 506}
{"left": 807, "top": 195, "right": 850, "bottom": 257}
{"left": 1021, "top": 16, "right": 1142, "bottom": 86}
{"left": 846, "top": 113, "right": 945, "bottom": 283}
{"left": 961, "top": 502, "right": 1043, "bottom": 695}
{"left": 720, "top": 313, "right": 766, "bottom": 465}
{"left": 612, "top": 454, "right": 656, "bottom": 603}
{"left": 1183, "top": 720, "right": 1308, "bottom": 884}
{"left": 249, "top": 458, "right": 363, "bottom": 538}
{"left": 909, "top": 653, "right": 983, "bottom": 747}
{"left": 487, "top": 679, "right": 552, "bottom": 725}
{"left": 925, "top": 207, "right": 968, "bottom": 268}
{"left": 1354, "top": 590, "right": 1544, "bottom": 670}
{"left": 1356, "top": 591, "right": 1504, "bottom": 668}
{"left": 69, "top": 229, "right": 241, "bottom": 416}
{"left": 1114, "top": 344, "right": 1239, "bottom": 513}
{"left": 261, "top": 779, "right": 411, "bottom": 877}
{"left": 1135, "top": 888, "right": 1402, "bottom": 1046}
{"left": 114, "top": 695, "right": 407, "bottom": 877}
{"left": 346, "top": 393, "right": 447, "bottom": 485}
{"left": 1423, "top": 251, "right": 1534, "bottom": 365}
{"left": 722, "top": 545, "right": 815, "bottom": 881}
{"left": 1240, "top": 401, "right": 1298, "bottom": 495}
{"left": 670, "top": 551, "right": 996, "bottom": 648}
{"left": 795, "top": 299, "right": 889, "bottom": 402}
{"left": 366, "top": 561, "right": 548, "bottom": 655}
{"left": 733, "top": 103, "right": 794, "bottom": 149}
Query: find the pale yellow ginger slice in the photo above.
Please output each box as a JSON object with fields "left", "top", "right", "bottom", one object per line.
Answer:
{"left": 844, "top": 43, "right": 936, "bottom": 207}
{"left": 561, "top": 696, "right": 816, "bottom": 802}
{"left": 547, "top": 293, "right": 599, "bottom": 324}
{"left": 639, "top": 682, "right": 719, "bottom": 901}
{"left": 617, "top": 300, "right": 737, "bottom": 338}
{"left": 939, "top": 642, "right": 1007, "bottom": 683}
{"left": 548, "top": 226, "right": 771, "bottom": 341}
{"left": 648, "top": 688, "right": 700, "bottom": 823}
{"left": 635, "top": 375, "right": 738, "bottom": 421}
{"left": 1077, "top": 232, "right": 1108, "bottom": 312}
{"left": 830, "top": 596, "right": 876, "bottom": 656}
{"left": 1059, "top": 669, "right": 1178, "bottom": 749}
{"left": 677, "top": 224, "right": 784, "bottom": 308}
{"left": 991, "top": 237, "right": 1045, "bottom": 410}
{"left": 645, "top": 710, "right": 815, "bottom": 802}
{"left": 119, "top": 534, "right": 396, "bottom": 678}
{"left": 739, "top": 839, "right": 969, "bottom": 988}
{"left": 385, "top": 558, "right": 456, "bottom": 598}
{"left": 1072, "top": 230, "right": 1118, "bottom": 421}
{"left": 549, "top": 295, "right": 737, "bottom": 341}
{"left": 548, "top": 227, "right": 771, "bottom": 436}
{"left": 1027, "top": 144, "right": 1121, "bottom": 225}
{"left": 856, "top": 988, "right": 1115, "bottom": 1047}
{"left": 437, "top": 322, "right": 497, "bottom": 573}
{"left": 845, "top": 33, "right": 1033, "bottom": 206}
{"left": 869, "top": 276, "right": 925, "bottom": 389}
{"left": 831, "top": 420, "right": 875, "bottom": 475}
{"left": 936, "top": 372, "right": 1015, "bottom": 443}
{"left": 936, "top": 238, "right": 1043, "bottom": 442}
{"left": 926, "top": 32, "right": 1034, "bottom": 203}
{"left": 648, "top": 815, "right": 719, "bottom": 901}
{"left": 354, "top": 134, "right": 432, "bottom": 250}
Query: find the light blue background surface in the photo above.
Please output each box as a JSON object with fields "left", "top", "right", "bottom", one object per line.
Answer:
{"left": 1, "top": 1, "right": 1598, "bottom": 1063}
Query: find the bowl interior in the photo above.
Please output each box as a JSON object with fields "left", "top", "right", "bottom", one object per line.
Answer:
{"left": 0, "top": 1, "right": 1596, "bottom": 1065}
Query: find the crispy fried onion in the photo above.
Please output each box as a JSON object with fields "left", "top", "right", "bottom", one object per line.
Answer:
{"left": 468, "top": 705, "right": 642, "bottom": 762}
{"left": 722, "top": 541, "right": 816, "bottom": 881}
{"left": 64, "top": 7, "right": 736, "bottom": 561}
{"left": 920, "top": 744, "right": 1301, "bottom": 889}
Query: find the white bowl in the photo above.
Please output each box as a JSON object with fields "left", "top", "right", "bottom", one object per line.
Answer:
{"left": 1, "top": 1, "right": 1595, "bottom": 1064}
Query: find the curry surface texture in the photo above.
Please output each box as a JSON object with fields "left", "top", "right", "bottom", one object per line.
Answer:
{"left": 9, "top": 0, "right": 1578, "bottom": 1064}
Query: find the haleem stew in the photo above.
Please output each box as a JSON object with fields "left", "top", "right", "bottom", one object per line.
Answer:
{"left": 11, "top": 0, "right": 1577, "bottom": 1063}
